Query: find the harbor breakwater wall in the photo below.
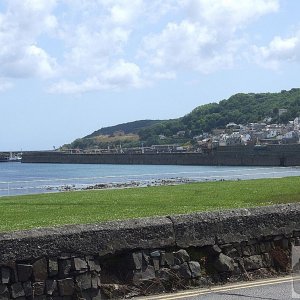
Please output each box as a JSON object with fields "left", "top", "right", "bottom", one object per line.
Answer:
{"left": 0, "top": 203, "right": 300, "bottom": 299}
{"left": 21, "top": 144, "right": 300, "bottom": 166}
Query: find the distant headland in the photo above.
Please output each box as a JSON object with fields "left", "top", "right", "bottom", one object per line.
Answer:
{"left": 60, "top": 88, "right": 300, "bottom": 154}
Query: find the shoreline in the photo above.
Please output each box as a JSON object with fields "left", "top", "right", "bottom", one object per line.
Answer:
{"left": 50, "top": 177, "right": 200, "bottom": 192}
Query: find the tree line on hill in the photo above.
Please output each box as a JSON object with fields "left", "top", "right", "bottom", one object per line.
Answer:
{"left": 61, "top": 88, "right": 300, "bottom": 150}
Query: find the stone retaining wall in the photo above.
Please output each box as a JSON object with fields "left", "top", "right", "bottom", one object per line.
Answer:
{"left": 0, "top": 203, "right": 300, "bottom": 299}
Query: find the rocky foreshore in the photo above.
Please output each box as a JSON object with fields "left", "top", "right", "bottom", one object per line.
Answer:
{"left": 45, "top": 177, "right": 199, "bottom": 193}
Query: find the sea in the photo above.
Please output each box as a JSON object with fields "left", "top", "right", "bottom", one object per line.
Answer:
{"left": 1, "top": 162, "right": 300, "bottom": 197}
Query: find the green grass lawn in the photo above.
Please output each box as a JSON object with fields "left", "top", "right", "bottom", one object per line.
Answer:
{"left": 1, "top": 176, "right": 300, "bottom": 232}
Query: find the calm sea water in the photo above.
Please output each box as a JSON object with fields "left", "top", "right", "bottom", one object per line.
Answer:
{"left": 1, "top": 162, "right": 300, "bottom": 196}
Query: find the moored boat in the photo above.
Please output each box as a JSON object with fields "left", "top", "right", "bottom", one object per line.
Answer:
{"left": 0, "top": 152, "right": 22, "bottom": 162}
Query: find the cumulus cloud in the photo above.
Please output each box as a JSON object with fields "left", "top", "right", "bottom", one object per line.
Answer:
{"left": 181, "top": 0, "right": 279, "bottom": 29}
{"left": 140, "top": 0, "right": 279, "bottom": 74}
{"left": 0, "top": 0, "right": 149, "bottom": 92}
{"left": 49, "top": 60, "right": 146, "bottom": 94}
{"left": 1, "top": 45, "right": 58, "bottom": 79}
{"left": 0, "top": 0, "right": 58, "bottom": 79}
{"left": 0, "top": 0, "right": 285, "bottom": 94}
{"left": 141, "top": 21, "right": 237, "bottom": 73}
{"left": 50, "top": 0, "right": 149, "bottom": 92}
{"left": 108, "top": 0, "right": 144, "bottom": 25}
{"left": 62, "top": 24, "right": 130, "bottom": 74}
{"left": 253, "top": 32, "right": 300, "bottom": 69}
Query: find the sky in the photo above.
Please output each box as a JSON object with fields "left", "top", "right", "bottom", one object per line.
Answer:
{"left": 0, "top": 0, "right": 300, "bottom": 151}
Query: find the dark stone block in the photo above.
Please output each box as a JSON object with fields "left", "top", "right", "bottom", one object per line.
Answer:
{"left": 157, "top": 268, "right": 172, "bottom": 281}
{"left": 0, "top": 293, "right": 9, "bottom": 300}
{"left": 142, "top": 251, "right": 151, "bottom": 264}
{"left": 208, "top": 245, "right": 222, "bottom": 256}
{"left": 150, "top": 250, "right": 161, "bottom": 258}
{"left": 130, "top": 252, "right": 143, "bottom": 270}
{"left": 33, "top": 281, "right": 45, "bottom": 296}
{"left": 162, "top": 252, "right": 175, "bottom": 266}
{"left": 58, "top": 259, "right": 72, "bottom": 278}
{"left": 262, "top": 253, "right": 273, "bottom": 268}
{"left": 174, "top": 249, "right": 190, "bottom": 264}
{"left": 1, "top": 268, "right": 10, "bottom": 284}
{"left": 178, "top": 262, "right": 192, "bottom": 279}
{"left": 32, "top": 257, "right": 48, "bottom": 281}
{"left": 213, "top": 253, "right": 235, "bottom": 272}
{"left": 242, "top": 245, "right": 252, "bottom": 257}
{"left": 0, "top": 284, "right": 8, "bottom": 295}
{"left": 17, "top": 264, "right": 32, "bottom": 282}
{"left": 259, "top": 241, "right": 273, "bottom": 253}
{"left": 11, "top": 282, "right": 25, "bottom": 299}
{"left": 243, "top": 255, "right": 264, "bottom": 271}
{"left": 189, "top": 261, "right": 201, "bottom": 278}
{"left": 76, "top": 273, "right": 92, "bottom": 290}
{"left": 45, "top": 279, "right": 57, "bottom": 295}
{"left": 152, "top": 257, "right": 160, "bottom": 271}
{"left": 57, "top": 278, "right": 74, "bottom": 296}
{"left": 282, "top": 238, "right": 289, "bottom": 250}
{"left": 86, "top": 257, "right": 101, "bottom": 273}
{"left": 132, "top": 266, "right": 155, "bottom": 285}
{"left": 23, "top": 281, "right": 33, "bottom": 297}
{"left": 48, "top": 258, "right": 59, "bottom": 277}
{"left": 73, "top": 257, "right": 88, "bottom": 273}
{"left": 91, "top": 274, "right": 101, "bottom": 289}
{"left": 221, "top": 244, "right": 240, "bottom": 258}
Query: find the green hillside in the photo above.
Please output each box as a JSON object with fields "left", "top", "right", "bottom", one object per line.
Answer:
{"left": 61, "top": 119, "right": 165, "bottom": 150}
{"left": 139, "top": 88, "right": 300, "bottom": 145}
{"left": 62, "top": 88, "right": 300, "bottom": 149}
{"left": 85, "top": 119, "right": 162, "bottom": 138}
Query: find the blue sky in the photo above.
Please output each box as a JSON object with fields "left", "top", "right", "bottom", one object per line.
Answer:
{"left": 0, "top": 0, "right": 300, "bottom": 151}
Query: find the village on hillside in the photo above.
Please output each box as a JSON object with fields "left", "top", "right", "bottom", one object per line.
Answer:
{"left": 65, "top": 113, "right": 300, "bottom": 155}
{"left": 194, "top": 116, "right": 300, "bottom": 149}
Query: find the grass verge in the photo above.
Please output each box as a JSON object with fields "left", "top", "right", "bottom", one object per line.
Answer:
{"left": 1, "top": 176, "right": 300, "bottom": 232}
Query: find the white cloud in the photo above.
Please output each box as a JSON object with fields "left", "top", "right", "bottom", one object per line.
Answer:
{"left": 50, "top": 1, "right": 148, "bottom": 93}
{"left": 62, "top": 24, "right": 130, "bottom": 74}
{"left": 253, "top": 32, "right": 300, "bottom": 69}
{"left": 0, "top": 0, "right": 58, "bottom": 79}
{"left": 0, "top": 0, "right": 286, "bottom": 94}
{"left": 142, "top": 21, "right": 236, "bottom": 73}
{"left": 181, "top": 0, "right": 279, "bottom": 29}
{"left": 108, "top": 0, "right": 144, "bottom": 25}
{"left": 141, "top": 0, "right": 279, "bottom": 74}
{"left": 49, "top": 60, "right": 146, "bottom": 94}
{"left": 102, "top": 60, "right": 145, "bottom": 88}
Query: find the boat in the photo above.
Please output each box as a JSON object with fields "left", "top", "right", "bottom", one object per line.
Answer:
{"left": 0, "top": 152, "right": 22, "bottom": 162}
{"left": 8, "top": 152, "right": 22, "bottom": 162}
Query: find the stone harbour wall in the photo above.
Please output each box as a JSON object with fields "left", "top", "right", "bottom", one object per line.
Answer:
{"left": 0, "top": 203, "right": 300, "bottom": 299}
{"left": 21, "top": 145, "right": 300, "bottom": 166}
